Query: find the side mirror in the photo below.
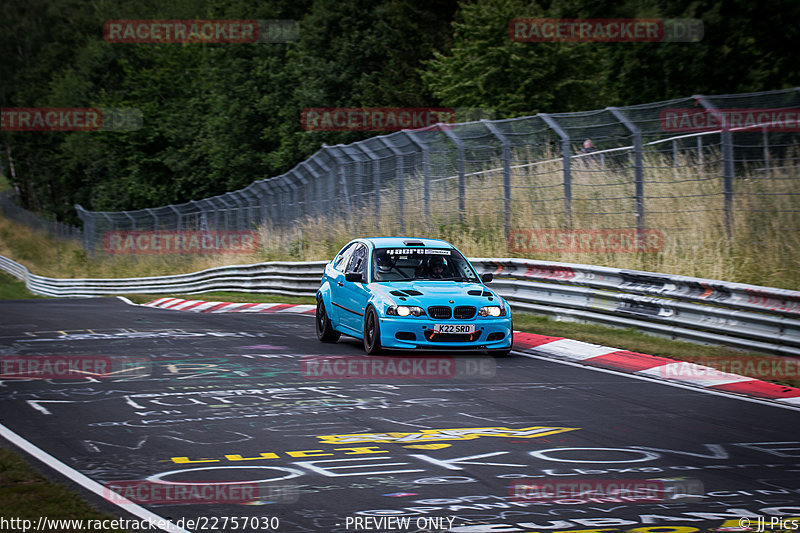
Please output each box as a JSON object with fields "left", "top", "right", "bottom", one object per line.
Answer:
{"left": 481, "top": 273, "right": 494, "bottom": 283}
{"left": 345, "top": 271, "right": 364, "bottom": 283}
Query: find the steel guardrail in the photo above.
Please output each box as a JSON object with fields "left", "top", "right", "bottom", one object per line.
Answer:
{"left": 1, "top": 254, "right": 798, "bottom": 356}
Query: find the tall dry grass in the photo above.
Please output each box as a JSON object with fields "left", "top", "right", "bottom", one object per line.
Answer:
{"left": 256, "top": 148, "right": 800, "bottom": 290}
{"left": 1, "top": 149, "right": 798, "bottom": 289}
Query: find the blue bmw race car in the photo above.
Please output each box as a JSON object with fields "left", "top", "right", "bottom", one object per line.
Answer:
{"left": 315, "top": 237, "right": 513, "bottom": 355}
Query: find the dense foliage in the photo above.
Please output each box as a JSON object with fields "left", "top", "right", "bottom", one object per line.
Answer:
{"left": 1, "top": 0, "right": 798, "bottom": 223}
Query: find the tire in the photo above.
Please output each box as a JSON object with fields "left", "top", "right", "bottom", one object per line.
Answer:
{"left": 316, "top": 297, "right": 340, "bottom": 343}
{"left": 363, "top": 306, "right": 383, "bottom": 355}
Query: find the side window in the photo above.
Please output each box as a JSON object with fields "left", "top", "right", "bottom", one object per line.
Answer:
{"left": 346, "top": 244, "right": 367, "bottom": 275}
{"left": 334, "top": 243, "right": 356, "bottom": 272}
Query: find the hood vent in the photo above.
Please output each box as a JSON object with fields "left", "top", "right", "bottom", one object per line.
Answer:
{"left": 390, "top": 289, "right": 423, "bottom": 297}
{"left": 468, "top": 290, "right": 493, "bottom": 297}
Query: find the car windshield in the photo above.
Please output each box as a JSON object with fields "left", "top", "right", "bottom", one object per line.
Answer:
{"left": 372, "top": 247, "right": 480, "bottom": 282}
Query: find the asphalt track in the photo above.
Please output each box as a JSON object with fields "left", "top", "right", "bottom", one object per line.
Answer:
{"left": 1, "top": 297, "right": 799, "bottom": 533}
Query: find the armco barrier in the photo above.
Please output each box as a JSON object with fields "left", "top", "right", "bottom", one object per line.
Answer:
{"left": 0, "top": 255, "right": 326, "bottom": 298}
{"left": 1, "top": 254, "right": 798, "bottom": 356}
{"left": 471, "top": 259, "right": 800, "bottom": 357}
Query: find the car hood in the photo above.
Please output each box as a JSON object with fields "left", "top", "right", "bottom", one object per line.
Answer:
{"left": 372, "top": 280, "right": 502, "bottom": 306}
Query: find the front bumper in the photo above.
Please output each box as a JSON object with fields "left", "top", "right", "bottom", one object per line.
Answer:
{"left": 378, "top": 316, "right": 513, "bottom": 351}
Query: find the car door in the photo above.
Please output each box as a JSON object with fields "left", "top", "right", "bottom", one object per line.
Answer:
{"left": 338, "top": 243, "right": 371, "bottom": 333}
{"left": 327, "top": 243, "right": 356, "bottom": 324}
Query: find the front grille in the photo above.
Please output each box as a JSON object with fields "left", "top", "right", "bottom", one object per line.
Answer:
{"left": 424, "top": 330, "right": 481, "bottom": 343}
{"left": 454, "top": 306, "right": 476, "bottom": 319}
{"left": 427, "top": 306, "right": 452, "bottom": 319}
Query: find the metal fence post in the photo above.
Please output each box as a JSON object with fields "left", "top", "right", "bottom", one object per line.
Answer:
{"left": 297, "top": 161, "right": 320, "bottom": 219}
{"left": 539, "top": 113, "right": 572, "bottom": 229}
{"left": 230, "top": 192, "right": 247, "bottom": 229}
{"left": 481, "top": 120, "right": 512, "bottom": 238}
{"left": 608, "top": 107, "right": 645, "bottom": 235}
{"left": 75, "top": 204, "right": 93, "bottom": 254}
{"left": 762, "top": 127, "right": 770, "bottom": 177}
{"left": 697, "top": 135, "right": 703, "bottom": 174}
{"left": 169, "top": 205, "right": 182, "bottom": 232}
{"left": 377, "top": 137, "right": 405, "bottom": 233}
{"left": 252, "top": 181, "right": 272, "bottom": 226}
{"left": 404, "top": 131, "right": 431, "bottom": 222}
{"left": 281, "top": 176, "right": 299, "bottom": 224}
{"left": 440, "top": 127, "right": 466, "bottom": 223}
{"left": 101, "top": 213, "right": 113, "bottom": 253}
{"left": 215, "top": 196, "right": 235, "bottom": 230}
{"left": 352, "top": 143, "right": 381, "bottom": 230}
{"left": 271, "top": 179, "right": 288, "bottom": 227}
{"left": 696, "top": 95, "right": 733, "bottom": 237}
{"left": 332, "top": 145, "right": 361, "bottom": 212}
{"left": 321, "top": 146, "right": 352, "bottom": 222}
{"left": 672, "top": 139, "right": 679, "bottom": 176}
{"left": 240, "top": 188, "right": 259, "bottom": 228}
{"left": 145, "top": 208, "right": 158, "bottom": 231}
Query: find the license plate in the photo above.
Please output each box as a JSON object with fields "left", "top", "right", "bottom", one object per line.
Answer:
{"left": 433, "top": 324, "right": 475, "bottom": 334}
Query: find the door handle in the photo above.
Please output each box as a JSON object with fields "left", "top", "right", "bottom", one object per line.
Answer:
{"left": 337, "top": 281, "right": 343, "bottom": 286}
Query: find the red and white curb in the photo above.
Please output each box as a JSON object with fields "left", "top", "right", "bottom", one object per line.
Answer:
{"left": 514, "top": 331, "right": 800, "bottom": 406}
{"left": 137, "top": 298, "right": 800, "bottom": 406}
{"left": 143, "top": 297, "right": 316, "bottom": 315}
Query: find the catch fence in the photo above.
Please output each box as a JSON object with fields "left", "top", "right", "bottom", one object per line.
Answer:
{"left": 5, "top": 88, "right": 800, "bottom": 254}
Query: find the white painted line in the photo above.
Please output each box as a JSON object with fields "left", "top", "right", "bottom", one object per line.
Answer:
{"left": 516, "top": 351, "right": 800, "bottom": 411}
{"left": 0, "top": 423, "right": 190, "bottom": 533}
{"left": 535, "top": 338, "right": 618, "bottom": 360}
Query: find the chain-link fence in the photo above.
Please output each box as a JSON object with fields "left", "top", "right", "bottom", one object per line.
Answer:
{"left": 6, "top": 88, "right": 800, "bottom": 256}
{"left": 1, "top": 191, "right": 83, "bottom": 242}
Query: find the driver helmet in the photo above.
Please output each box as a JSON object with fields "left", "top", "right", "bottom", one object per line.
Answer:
{"left": 375, "top": 250, "right": 393, "bottom": 272}
{"left": 429, "top": 256, "right": 446, "bottom": 273}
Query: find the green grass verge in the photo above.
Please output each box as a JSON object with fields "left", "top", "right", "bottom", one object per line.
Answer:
{"left": 0, "top": 446, "right": 128, "bottom": 532}
{"left": 0, "top": 271, "right": 45, "bottom": 300}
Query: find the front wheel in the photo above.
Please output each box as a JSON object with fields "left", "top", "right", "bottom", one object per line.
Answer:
{"left": 316, "top": 297, "right": 340, "bottom": 343}
{"left": 363, "top": 306, "right": 383, "bottom": 355}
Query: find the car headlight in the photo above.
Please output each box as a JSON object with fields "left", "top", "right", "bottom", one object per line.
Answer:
{"left": 387, "top": 305, "right": 426, "bottom": 317}
{"left": 478, "top": 306, "right": 505, "bottom": 317}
